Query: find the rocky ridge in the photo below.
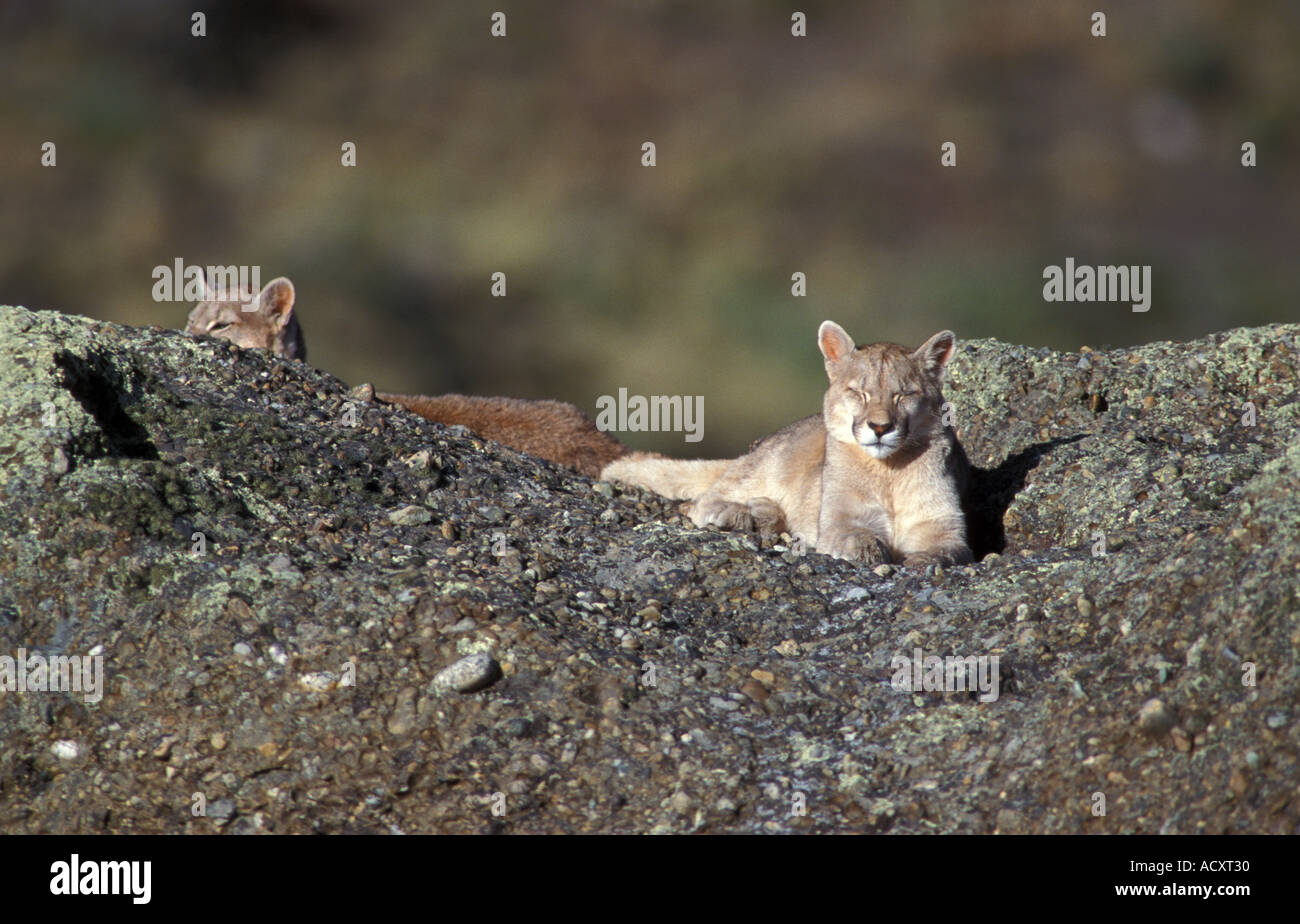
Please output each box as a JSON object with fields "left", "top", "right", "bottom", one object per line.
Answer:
{"left": 0, "top": 304, "right": 1296, "bottom": 833}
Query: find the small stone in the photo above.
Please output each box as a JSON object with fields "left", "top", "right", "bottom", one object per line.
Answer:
{"left": 872, "top": 564, "right": 894, "bottom": 577}
{"left": 402, "top": 449, "right": 433, "bottom": 469}
{"left": 1266, "top": 713, "right": 1287, "bottom": 730}
{"left": 1076, "top": 596, "right": 1094, "bottom": 619}
{"left": 1171, "top": 727, "right": 1191, "bottom": 752}
{"left": 233, "top": 641, "right": 253, "bottom": 659}
{"left": 750, "top": 669, "right": 775, "bottom": 686}
{"left": 51, "top": 740, "right": 79, "bottom": 760}
{"left": 297, "top": 671, "right": 338, "bottom": 692}
{"left": 592, "top": 482, "right": 615, "bottom": 498}
{"left": 1138, "top": 698, "right": 1176, "bottom": 737}
{"left": 387, "top": 687, "right": 419, "bottom": 735}
{"left": 1228, "top": 767, "right": 1249, "bottom": 797}
{"left": 774, "top": 639, "right": 799, "bottom": 657}
{"left": 668, "top": 791, "right": 692, "bottom": 815}
{"left": 209, "top": 799, "right": 236, "bottom": 822}
{"left": 739, "top": 679, "right": 769, "bottom": 704}
{"left": 440, "top": 520, "right": 459, "bottom": 540}
{"left": 432, "top": 652, "right": 502, "bottom": 694}
{"left": 210, "top": 732, "right": 228, "bottom": 751}
{"left": 388, "top": 505, "right": 433, "bottom": 526}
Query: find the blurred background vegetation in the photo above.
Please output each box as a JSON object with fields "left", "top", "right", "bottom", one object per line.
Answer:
{"left": 1, "top": 0, "right": 1296, "bottom": 455}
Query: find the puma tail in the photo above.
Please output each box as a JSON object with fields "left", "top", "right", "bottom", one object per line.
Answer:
{"left": 600, "top": 452, "right": 731, "bottom": 500}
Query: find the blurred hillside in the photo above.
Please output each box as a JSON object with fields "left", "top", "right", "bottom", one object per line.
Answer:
{"left": 1, "top": 0, "right": 1297, "bottom": 455}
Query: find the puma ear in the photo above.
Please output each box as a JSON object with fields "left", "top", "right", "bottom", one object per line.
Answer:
{"left": 818, "top": 321, "right": 856, "bottom": 364}
{"left": 256, "top": 277, "right": 296, "bottom": 328}
{"left": 914, "top": 330, "right": 956, "bottom": 374}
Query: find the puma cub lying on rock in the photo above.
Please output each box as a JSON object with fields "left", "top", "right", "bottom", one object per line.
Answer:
{"left": 601, "top": 322, "right": 972, "bottom": 567}
{"left": 185, "top": 277, "right": 307, "bottom": 362}
{"left": 184, "top": 276, "right": 627, "bottom": 477}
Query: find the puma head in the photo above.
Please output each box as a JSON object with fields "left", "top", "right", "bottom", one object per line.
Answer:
{"left": 818, "top": 321, "right": 954, "bottom": 460}
{"left": 185, "top": 276, "right": 306, "bottom": 361}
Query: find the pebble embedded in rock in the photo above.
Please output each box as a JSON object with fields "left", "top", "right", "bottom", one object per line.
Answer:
{"left": 1138, "top": 698, "right": 1176, "bottom": 736}
{"left": 388, "top": 504, "right": 433, "bottom": 526}
{"left": 432, "top": 652, "right": 502, "bottom": 693}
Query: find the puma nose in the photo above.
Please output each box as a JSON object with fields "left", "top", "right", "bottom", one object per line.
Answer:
{"left": 868, "top": 421, "right": 894, "bottom": 437}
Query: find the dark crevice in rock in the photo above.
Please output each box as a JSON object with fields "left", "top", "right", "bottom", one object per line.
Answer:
{"left": 54, "top": 349, "right": 158, "bottom": 461}
{"left": 964, "top": 433, "right": 1087, "bottom": 558}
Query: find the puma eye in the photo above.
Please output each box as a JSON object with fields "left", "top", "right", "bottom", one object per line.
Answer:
{"left": 209, "top": 322, "right": 232, "bottom": 333}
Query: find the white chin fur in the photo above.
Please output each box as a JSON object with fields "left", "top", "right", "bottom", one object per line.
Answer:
{"left": 861, "top": 442, "right": 897, "bottom": 459}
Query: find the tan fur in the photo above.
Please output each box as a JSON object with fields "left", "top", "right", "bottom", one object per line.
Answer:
{"left": 601, "top": 322, "right": 972, "bottom": 567}
{"left": 376, "top": 392, "right": 628, "bottom": 478}
{"left": 185, "top": 277, "right": 306, "bottom": 361}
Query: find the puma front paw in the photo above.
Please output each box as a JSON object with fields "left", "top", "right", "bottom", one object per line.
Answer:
{"left": 823, "top": 530, "right": 891, "bottom": 565}
{"left": 689, "top": 496, "right": 788, "bottom": 539}
{"left": 744, "top": 497, "right": 787, "bottom": 539}
{"left": 902, "top": 544, "right": 972, "bottom": 569}
{"left": 689, "top": 498, "right": 757, "bottom": 533}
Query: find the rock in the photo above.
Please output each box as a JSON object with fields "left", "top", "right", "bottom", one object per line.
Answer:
{"left": 1138, "top": 698, "right": 1177, "bottom": 737}
{"left": 739, "top": 679, "right": 769, "bottom": 704}
{"left": 1, "top": 304, "right": 1296, "bottom": 835}
{"left": 388, "top": 505, "right": 433, "bottom": 526}
{"left": 208, "top": 799, "right": 236, "bottom": 823}
{"left": 432, "top": 653, "right": 502, "bottom": 694}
